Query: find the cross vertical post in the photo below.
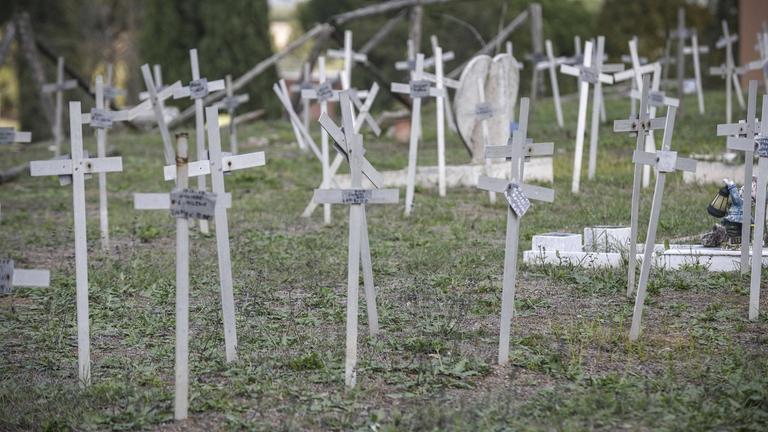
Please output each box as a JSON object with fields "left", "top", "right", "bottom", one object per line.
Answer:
{"left": 41, "top": 56, "right": 76, "bottom": 157}
{"left": 747, "top": 95, "right": 768, "bottom": 320}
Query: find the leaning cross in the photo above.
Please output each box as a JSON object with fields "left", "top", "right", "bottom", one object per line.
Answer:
{"left": 0, "top": 258, "right": 50, "bottom": 295}
{"left": 535, "top": 39, "right": 566, "bottom": 128}
{"left": 613, "top": 75, "right": 668, "bottom": 298}
{"left": 391, "top": 53, "right": 445, "bottom": 216}
{"left": 327, "top": 30, "right": 367, "bottom": 90}
{"left": 30, "top": 101, "right": 124, "bottom": 387}
{"left": 629, "top": 105, "right": 697, "bottom": 341}
{"left": 140, "top": 63, "right": 183, "bottom": 165}
{"left": 709, "top": 20, "right": 746, "bottom": 123}
{"left": 560, "top": 39, "right": 614, "bottom": 193}
{"left": 744, "top": 94, "right": 768, "bottom": 321}
{"left": 477, "top": 97, "right": 554, "bottom": 365}
{"left": 717, "top": 80, "right": 760, "bottom": 275}
{"left": 314, "top": 91, "right": 398, "bottom": 388}
{"left": 41, "top": 56, "right": 77, "bottom": 157}
{"left": 172, "top": 48, "right": 226, "bottom": 235}
{"left": 213, "top": 74, "right": 249, "bottom": 155}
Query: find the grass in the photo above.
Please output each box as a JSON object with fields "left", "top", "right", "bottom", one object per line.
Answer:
{"left": 1, "top": 88, "right": 767, "bottom": 430}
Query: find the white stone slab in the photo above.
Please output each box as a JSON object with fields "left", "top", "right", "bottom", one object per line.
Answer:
{"left": 683, "top": 160, "right": 756, "bottom": 185}
{"left": 531, "top": 232, "right": 582, "bottom": 253}
{"left": 584, "top": 226, "right": 631, "bottom": 252}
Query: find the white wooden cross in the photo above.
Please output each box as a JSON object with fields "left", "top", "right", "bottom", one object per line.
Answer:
{"left": 717, "top": 80, "right": 760, "bottom": 275}
{"left": 89, "top": 75, "right": 150, "bottom": 250}
{"left": 391, "top": 53, "right": 445, "bottom": 216}
{"left": 628, "top": 105, "right": 697, "bottom": 341}
{"left": 613, "top": 75, "right": 669, "bottom": 297}
{"left": 172, "top": 48, "right": 226, "bottom": 235}
{"left": 433, "top": 35, "right": 459, "bottom": 134}
{"left": 30, "top": 101, "right": 124, "bottom": 386}
{"left": 133, "top": 133, "right": 224, "bottom": 420}
{"left": 213, "top": 74, "right": 249, "bottom": 155}
{"left": 395, "top": 39, "right": 456, "bottom": 77}
{"left": 535, "top": 39, "right": 566, "bottom": 128}
{"left": 683, "top": 31, "right": 709, "bottom": 114}
{"left": 327, "top": 30, "right": 367, "bottom": 91}
{"left": 476, "top": 97, "right": 554, "bottom": 364}
{"left": 41, "top": 56, "right": 77, "bottom": 157}
{"left": 275, "top": 78, "right": 318, "bottom": 153}
{"left": 744, "top": 32, "right": 768, "bottom": 93}
{"left": 710, "top": 20, "right": 746, "bottom": 123}
{"left": 300, "top": 82, "right": 382, "bottom": 220}
{"left": 139, "top": 64, "right": 165, "bottom": 101}
{"left": 670, "top": 7, "right": 690, "bottom": 98}
{"left": 744, "top": 94, "right": 768, "bottom": 321}
{"left": 560, "top": 40, "right": 614, "bottom": 193}
{"left": 102, "top": 64, "right": 125, "bottom": 104}
{"left": 156, "top": 106, "right": 266, "bottom": 363}
{"left": 140, "top": 63, "right": 183, "bottom": 165}
{"left": 0, "top": 258, "right": 50, "bottom": 295}
{"left": 313, "top": 90, "right": 399, "bottom": 387}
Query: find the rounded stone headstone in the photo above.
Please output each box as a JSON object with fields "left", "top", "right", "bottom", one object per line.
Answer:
{"left": 454, "top": 53, "right": 520, "bottom": 163}
{"left": 532, "top": 232, "right": 583, "bottom": 253}
{"left": 583, "top": 226, "right": 631, "bottom": 252}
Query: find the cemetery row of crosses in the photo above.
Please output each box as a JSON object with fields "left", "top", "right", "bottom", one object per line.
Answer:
{"left": 3, "top": 4, "right": 768, "bottom": 422}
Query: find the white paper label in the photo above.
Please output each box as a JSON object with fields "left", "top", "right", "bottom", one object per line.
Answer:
{"left": 316, "top": 82, "right": 334, "bottom": 102}
{"left": 341, "top": 189, "right": 372, "bottom": 204}
{"left": 649, "top": 91, "right": 666, "bottom": 105}
{"left": 580, "top": 68, "right": 598, "bottom": 84}
{"left": 0, "top": 128, "right": 15, "bottom": 144}
{"left": 90, "top": 109, "right": 113, "bottom": 129}
{"left": 189, "top": 78, "right": 209, "bottom": 99}
{"left": 475, "top": 102, "right": 494, "bottom": 120}
{"left": 170, "top": 189, "right": 217, "bottom": 220}
{"left": 656, "top": 150, "right": 678, "bottom": 172}
{"left": 0, "top": 258, "right": 13, "bottom": 294}
{"left": 505, "top": 182, "right": 530, "bottom": 217}
{"left": 410, "top": 80, "right": 431, "bottom": 98}
{"left": 756, "top": 136, "right": 768, "bottom": 158}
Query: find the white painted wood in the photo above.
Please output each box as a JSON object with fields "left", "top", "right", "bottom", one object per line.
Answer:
{"left": 174, "top": 135, "right": 190, "bottom": 421}
{"left": 544, "top": 40, "right": 564, "bottom": 128}
{"left": 327, "top": 30, "right": 367, "bottom": 91}
{"left": 12, "top": 269, "right": 50, "bottom": 287}
{"left": 205, "top": 106, "right": 240, "bottom": 363}
{"left": 749, "top": 95, "right": 768, "bottom": 320}
{"left": 274, "top": 79, "right": 322, "bottom": 158}
{"left": 313, "top": 189, "right": 399, "bottom": 204}
{"left": 587, "top": 37, "right": 606, "bottom": 180}
{"left": 359, "top": 208, "right": 379, "bottom": 336}
{"left": 140, "top": 64, "right": 179, "bottom": 165}
{"left": 434, "top": 45, "right": 447, "bottom": 197}
{"left": 564, "top": 40, "right": 593, "bottom": 193}
{"left": 95, "top": 76, "right": 110, "bottom": 250}
{"left": 690, "top": 34, "right": 706, "bottom": 114}
{"left": 41, "top": 57, "right": 76, "bottom": 157}
{"left": 133, "top": 192, "right": 232, "bottom": 210}
{"left": 710, "top": 21, "right": 742, "bottom": 123}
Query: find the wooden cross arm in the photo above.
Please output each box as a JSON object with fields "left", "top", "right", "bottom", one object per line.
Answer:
{"left": 477, "top": 176, "right": 555, "bottom": 202}
{"left": 419, "top": 71, "right": 460, "bottom": 89}
{"left": 727, "top": 136, "right": 760, "bottom": 153}
{"left": 30, "top": 156, "right": 123, "bottom": 177}
{"left": 601, "top": 63, "right": 626, "bottom": 73}
{"left": 614, "top": 117, "right": 666, "bottom": 133}
{"left": 716, "top": 34, "right": 738, "bottom": 48}
{"left": 629, "top": 89, "right": 680, "bottom": 107}
{"left": 301, "top": 87, "right": 340, "bottom": 102}
{"left": 683, "top": 45, "right": 710, "bottom": 55}
{"left": 390, "top": 82, "right": 445, "bottom": 98}
{"left": 172, "top": 79, "right": 226, "bottom": 99}
{"left": 213, "top": 94, "right": 250, "bottom": 109}
{"left": 82, "top": 108, "right": 135, "bottom": 125}
{"left": 535, "top": 57, "right": 568, "bottom": 71}
{"left": 12, "top": 269, "right": 50, "bottom": 288}
{"left": 709, "top": 65, "right": 728, "bottom": 76}
{"left": 632, "top": 150, "right": 697, "bottom": 173}
{"left": 162, "top": 152, "right": 266, "bottom": 181}
{"left": 717, "top": 120, "right": 761, "bottom": 136}
{"left": 312, "top": 188, "right": 399, "bottom": 205}
{"left": 327, "top": 49, "right": 367, "bottom": 63}
{"left": 484, "top": 142, "right": 554, "bottom": 159}
{"left": 560, "top": 64, "right": 613, "bottom": 84}
{"left": 613, "top": 63, "right": 656, "bottom": 82}
{"left": 0, "top": 130, "right": 32, "bottom": 143}
{"left": 41, "top": 79, "right": 77, "bottom": 93}
{"left": 133, "top": 192, "right": 232, "bottom": 210}
{"left": 318, "top": 113, "right": 384, "bottom": 188}
{"left": 745, "top": 59, "right": 768, "bottom": 71}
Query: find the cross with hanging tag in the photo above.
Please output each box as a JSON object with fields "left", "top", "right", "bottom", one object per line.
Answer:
{"left": 476, "top": 97, "right": 554, "bottom": 365}
{"left": 213, "top": 75, "right": 249, "bottom": 155}
{"left": 709, "top": 20, "right": 746, "bottom": 123}
{"left": 717, "top": 80, "right": 760, "bottom": 275}
{"left": 613, "top": 75, "right": 669, "bottom": 298}
{"left": 41, "top": 56, "right": 77, "bottom": 157}
{"left": 391, "top": 53, "right": 445, "bottom": 215}
{"left": 87, "top": 74, "right": 151, "bottom": 250}
{"left": 29, "top": 101, "right": 125, "bottom": 387}
{"left": 628, "top": 105, "right": 697, "bottom": 341}
{"left": 301, "top": 82, "right": 383, "bottom": 220}
{"left": 172, "top": 49, "right": 225, "bottom": 235}
{"left": 560, "top": 39, "right": 614, "bottom": 193}
{"left": 0, "top": 258, "right": 50, "bottom": 295}
{"left": 313, "top": 90, "right": 398, "bottom": 388}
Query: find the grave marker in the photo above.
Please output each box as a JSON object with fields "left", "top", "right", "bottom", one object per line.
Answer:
{"left": 30, "top": 101, "right": 124, "bottom": 386}
{"left": 628, "top": 105, "right": 697, "bottom": 341}
{"left": 314, "top": 91, "right": 399, "bottom": 387}
{"left": 744, "top": 32, "right": 768, "bottom": 93}
{"left": 172, "top": 48, "right": 226, "bottom": 235}
{"left": 0, "top": 258, "right": 49, "bottom": 295}
{"left": 327, "top": 30, "right": 367, "bottom": 91}
{"left": 683, "top": 32, "right": 708, "bottom": 114}
{"left": 710, "top": 20, "right": 746, "bottom": 123}
{"left": 41, "top": 57, "right": 77, "bottom": 157}
{"left": 535, "top": 39, "right": 566, "bottom": 128}
{"left": 391, "top": 54, "right": 445, "bottom": 215}
{"left": 213, "top": 75, "right": 249, "bottom": 155}
{"left": 140, "top": 63, "right": 183, "bottom": 165}
{"left": 476, "top": 97, "right": 554, "bottom": 364}
{"left": 717, "top": 80, "right": 760, "bottom": 274}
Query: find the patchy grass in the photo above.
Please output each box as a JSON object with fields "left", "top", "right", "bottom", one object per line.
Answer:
{"left": 1, "top": 89, "right": 767, "bottom": 430}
